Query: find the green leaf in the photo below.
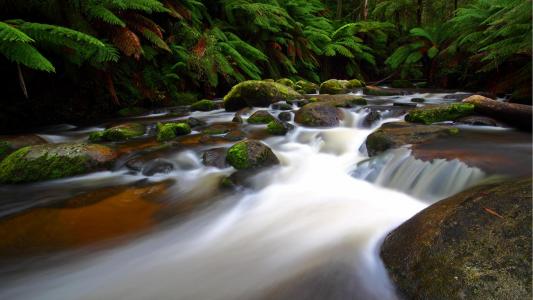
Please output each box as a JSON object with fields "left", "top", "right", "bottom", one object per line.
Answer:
{"left": 427, "top": 46, "right": 439, "bottom": 59}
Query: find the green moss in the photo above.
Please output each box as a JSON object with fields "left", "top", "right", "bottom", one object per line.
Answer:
{"left": 348, "top": 96, "right": 367, "bottom": 106}
{"left": 224, "top": 80, "right": 301, "bottom": 111}
{"left": 448, "top": 127, "right": 460, "bottom": 135}
{"left": 320, "top": 79, "right": 348, "bottom": 94}
{"left": 276, "top": 78, "right": 295, "bottom": 88}
{"left": 226, "top": 142, "right": 250, "bottom": 169}
{"left": 0, "top": 141, "right": 11, "bottom": 159}
{"left": 267, "top": 120, "right": 288, "bottom": 135}
{"left": 117, "top": 107, "right": 146, "bottom": 117}
{"left": 191, "top": 99, "right": 217, "bottom": 111}
{"left": 220, "top": 176, "right": 236, "bottom": 189}
{"left": 347, "top": 79, "right": 364, "bottom": 88}
{"left": 308, "top": 97, "right": 319, "bottom": 103}
{"left": 247, "top": 111, "right": 275, "bottom": 124}
{"left": 156, "top": 122, "right": 191, "bottom": 142}
{"left": 89, "top": 123, "right": 145, "bottom": 142}
{"left": 295, "top": 80, "right": 318, "bottom": 94}
{"left": 405, "top": 103, "right": 475, "bottom": 124}
{"left": 88, "top": 131, "right": 105, "bottom": 142}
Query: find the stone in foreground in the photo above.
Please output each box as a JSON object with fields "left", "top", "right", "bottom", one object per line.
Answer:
{"left": 0, "top": 143, "right": 117, "bottom": 183}
{"left": 226, "top": 140, "right": 279, "bottom": 170}
{"left": 295, "top": 102, "right": 343, "bottom": 127}
{"left": 224, "top": 80, "right": 301, "bottom": 111}
{"left": 381, "top": 178, "right": 532, "bottom": 299}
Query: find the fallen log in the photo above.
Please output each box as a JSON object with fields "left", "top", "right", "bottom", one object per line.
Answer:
{"left": 463, "top": 95, "right": 532, "bottom": 131}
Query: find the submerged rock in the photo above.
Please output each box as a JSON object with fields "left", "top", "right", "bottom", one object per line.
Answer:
{"left": 362, "top": 111, "right": 381, "bottom": 128}
{"left": 0, "top": 143, "right": 117, "bottom": 183}
{"left": 186, "top": 117, "right": 206, "bottom": 128}
{"left": 405, "top": 103, "right": 475, "bottom": 124}
{"left": 190, "top": 99, "right": 217, "bottom": 111}
{"left": 202, "top": 147, "right": 229, "bottom": 168}
{"left": 365, "top": 122, "right": 459, "bottom": 156}
{"left": 381, "top": 178, "right": 532, "bottom": 299}
{"left": 226, "top": 140, "right": 279, "bottom": 170}
{"left": 247, "top": 110, "right": 276, "bottom": 124}
{"left": 156, "top": 122, "right": 191, "bottom": 142}
{"left": 295, "top": 102, "right": 343, "bottom": 127}
{"left": 456, "top": 115, "right": 501, "bottom": 127}
{"left": 89, "top": 123, "right": 145, "bottom": 142}
{"left": 223, "top": 80, "right": 301, "bottom": 111}
{"left": 141, "top": 158, "right": 174, "bottom": 176}
{"left": 278, "top": 111, "right": 292, "bottom": 122}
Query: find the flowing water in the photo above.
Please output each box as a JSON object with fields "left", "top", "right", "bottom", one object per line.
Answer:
{"left": 0, "top": 91, "right": 530, "bottom": 299}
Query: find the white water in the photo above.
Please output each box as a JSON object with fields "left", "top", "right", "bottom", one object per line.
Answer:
{"left": 0, "top": 110, "right": 485, "bottom": 300}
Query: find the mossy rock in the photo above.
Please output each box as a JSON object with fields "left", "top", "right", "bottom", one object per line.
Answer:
{"left": 319, "top": 79, "right": 349, "bottom": 94}
{"left": 271, "top": 102, "right": 293, "bottom": 110}
{"left": 89, "top": 123, "right": 145, "bottom": 142}
{"left": 381, "top": 178, "right": 532, "bottom": 299}
{"left": 411, "top": 97, "right": 425, "bottom": 103}
{"left": 247, "top": 110, "right": 276, "bottom": 124}
{"left": 0, "top": 135, "right": 48, "bottom": 161}
{"left": 226, "top": 140, "right": 279, "bottom": 170}
{"left": 365, "top": 122, "right": 460, "bottom": 156}
{"left": 294, "top": 102, "right": 343, "bottom": 127}
{"left": 405, "top": 103, "right": 475, "bottom": 125}
{"left": 117, "top": 107, "right": 147, "bottom": 117}
{"left": 295, "top": 80, "right": 318, "bottom": 94}
{"left": 156, "top": 122, "right": 191, "bottom": 142}
{"left": 304, "top": 94, "right": 367, "bottom": 107}
{"left": 0, "top": 143, "right": 117, "bottom": 184}
{"left": 347, "top": 79, "right": 365, "bottom": 88}
{"left": 267, "top": 119, "right": 292, "bottom": 135}
{"left": 190, "top": 99, "right": 217, "bottom": 111}
{"left": 275, "top": 78, "right": 295, "bottom": 88}
{"left": 391, "top": 80, "right": 415, "bottom": 88}
{"left": 364, "top": 86, "right": 402, "bottom": 96}
{"left": 223, "top": 80, "right": 301, "bottom": 111}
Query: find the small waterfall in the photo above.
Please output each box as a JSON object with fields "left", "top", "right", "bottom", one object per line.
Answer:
{"left": 352, "top": 148, "right": 486, "bottom": 202}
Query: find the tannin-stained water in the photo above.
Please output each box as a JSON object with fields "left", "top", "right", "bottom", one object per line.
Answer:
{"left": 0, "top": 93, "right": 528, "bottom": 300}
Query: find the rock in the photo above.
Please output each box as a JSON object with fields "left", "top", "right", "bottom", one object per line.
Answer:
{"left": 278, "top": 112, "right": 292, "bottom": 122}
{"left": 393, "top": 102, "right": 417, "bottom": 107}
{"left": 247, "top": 110, "right": 276, "bottom": 124}
{"left": 232, "top": 114, "right": 243, "bottom": 123}
{"left": 226, "top": 140, "right": 279, "bottom": 170}
{"left": 381, "top": 178, "right": 532, "bottom": 300}
{"left": 362, "top": 111, "right": 381, "bottom": 128}
{"left": 275, "top": 78, "right": 295, "bottom": 88}
{"left": 364, "top": 85, "right": 404, "bottom": 96}
{"left": 391, "top": 80, "right": 415, "bottom": 88}
{"left": 318, "top": 79, "right": 358, "bottom": 94}
{"left": 156, "top": 122, "right": 191, "bottom": 142}
{"left": 456, "top": 115, "right": 501, "bottom": 127}
{"left": 295, "top": 102, "right": 343, "bottom": 127}
{"left": 190, "top": 99, "right": 217, "bottom": 111}
{"left": 202, "top": 123, "right": 238, "bottom": 135}
{"left": 365, "top": 122, "right": 460, "bottom": 156}
{"left": 186, "top": 117, "right": 206, "bottom": 128}
{"left": 202, "top": 147, "right": 228, "bottom": 168}
{"left": 223, "top": 80, "right": 301, "bottom": 111}
{"left": 405, "top": 103, "right": 475, "bottom": 124}
{"left": 411, "top": 97, "right": 425, "bottom": 103}
{"left": 117, "top": 107, "right": 147, "bottom": 117}
{"left": 463, "top": 95, "right": 532, "bottom": 131}
{"left": 271, "top": 102, "right": 293, "bottom": 111}
{"left": 0, "top": 134, "right": 47, "bottom": 160}
{"left": 304, "top": 94, "right": 367, "bottom": 107}
{"left": 0, "top": 143, "right": 117, "bottom": 183}
{"left": 141, "top": 159, "right": 174, "bottom": 176}
{"left": 89, "top": 123, "right": 145, "bottom": 142}
{"left": 295, "top": 80, "right": 318, "bottom": 94}
{"left": 267, "top": 119, "right": 293, "bottom": 135}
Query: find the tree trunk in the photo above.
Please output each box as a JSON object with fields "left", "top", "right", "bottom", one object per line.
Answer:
{"left": 362, "top": 0, "right": 369, "bottom": 20}
{"left": 463, "top": 95, "right": 532, "bottom": 131}
{"left": 417, "top": 0, "right": 423, "bottom": 26}
{"left": 454, "top": 0, "right": 458, "bottom": 11}
{"left": 336, "top": 0, "right": 343, "bottom": 19}
{"left": 17, "top": 64, "right": 29, "bottom": 99}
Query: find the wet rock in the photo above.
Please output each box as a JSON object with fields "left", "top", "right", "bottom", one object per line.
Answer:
{"left": 365, "top": 122, "right": 459, "bottom": 156}
{"left": 267, "top": 119, "right": 293, "bottom": 135}
{"left": 463, "top": 95, "right": 532, "bottom": 131}
{"left": 232, "top": 114, "right": 243, "bottom": 123}
{"left": 456, "top": 115, "right": 501, "bottom": 127}
{"left": 295, "top": 80, "right": 318, "bottom": 94}
{"left": 223, "top": 80, "right": 301, "bottom": 111}
{"left": 362, "top": 111, "right": 381, "bottom": 128}
{"left": 186, "top": 117, "right": 206, "bottom": 128}
{"left": 381, "top": 178, "right": 532, "bottom": 300}
{"left": 117, "top": 107, "right": 147, "bottom": 117}
{"left": 226, "top": 140, "right": 279, "bottom": 170}
{"left": 141, "top": 159, "right": 174, "bottom": 176}
{"left": 202, "top": 123, "right": 236, "bottom": 135}
{"left": 305, "top": 94, "right": 367, "bottom": 107}
{"left": 156, "top": 122, "right": 191, "bottom": 142}
{"left": 0, "top": 134, "right": 47, "bottom": 160}
{"left": 405, "top": 103, "right": 475, "bottom": 124}
{"left": 391, "top": 80, "right": 415, "bottom": 88}
{"left": 443, "top": 93, "right": 475, "bottom": 101}
{"left": 411, "top": 97, "right": 425, "bottom": 103}
{"left": 271, "top": 102, "right": 293, "bottom": 111}
{"left": 89, "top": 123, "right": 145, "bottom": 142}
{"left": 319, "top": 79, "right": 363, "bottom": 94}
{"left": 190, "top": 99, "right": 217, "bottom": 111}
{"left": 364, "top": 85, "right": 404, "bottom": 96}
{"left": 275, "top": 78, "right": 295, "bottom": 88}
{"left": 247, "top": 110, "right": 276, "bottom": 124}
{"left": 202, "top": 147, "right": 229, "bottom": 168}
{"left": 393, "top": 102, "right": 417, "bottom": 107}
{"left": 278, "top": 112, "right": 292, "bottom": 122}
{"left": 295, "top": 102, "right": 343, "bottom": 127}
{"left": 0, "top": 143, "right": 117, "bottom": 183}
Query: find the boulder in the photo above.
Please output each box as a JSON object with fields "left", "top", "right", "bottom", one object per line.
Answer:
{"left": 0, "top": 143, "right": 117, "bottom": 183}
{"left": 319, "top": 79, "right": 362, "bottom": 94}
{"left": 275, "top": 78, "right": 295, "bottom": 88}
{"left": 278, "top": 112, "right": 292, "bottom": 122}
{"left": 365, "top": 122, "right": 459, "bottom": 156}
{"left": 362, "top": 111, "right": 381, "bottom": 128}
{"left": 202, "top": 147, "right": 229, "bottom": 168}
{"left": 141, "top": 158, "right": 174, "bottom": 176}
{"left": 381, "top": 178, "right": 532, "bottom": 299}
{"left": 223, "top": 80, "right": 301, "bottom": 111}
{"left": 463, "top": 95, "right": 532, "bottom": 131}
{"left": 190, "top": 99, "right": 217, "bottom": 111}
{"left": 247, "top": 110, "right": 276, "bottom": 124}
{"left": 89, "top": 123, "right": 145, "bottom": 142}
{"left": 295, "top": 80, "right": 318, "bottom": 94}
{"left": 295, "top": 102, "right": 343, "bottom": 127}
{"left": 405, "top": 103, "right": 475, "bottom": 124}
{"left": 0, "top": 134, "right": 47, "bottom": 160}
{"left": 156, "top": 122, "right": 191, "bottom": 142}
{"left": 267, "top": 119, "right": 293, "bottom": 135}
{"left": 226, "top": 140, "right": 279, "bottom": 170}
{"left": 271, "top": 102, "right": 293, "bottom": 111}
{"left": 304, "top": 94, "right": 367, "bottom": 107}
{"left": 186, "top": 117, "right": 206, "bottom": 128}
{"left": 456, "top": 115, "right": 501, "bottom": 127}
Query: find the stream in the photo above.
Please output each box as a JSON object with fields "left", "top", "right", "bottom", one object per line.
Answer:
{"left": 0, "top": 91, "right": 530, "bottom": 299}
